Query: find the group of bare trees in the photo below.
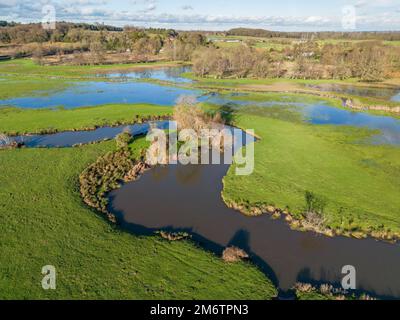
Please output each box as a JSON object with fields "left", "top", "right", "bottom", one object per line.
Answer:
{"left": 193, "top": 45, "right": 285, "bottom": 79}
{"left": 193, "top": 41, "right": 394, "bottom": 82}
{"left": 319, "top": 42, "right": 393, "bottom": 81}
{"left": 163, "top": 33, "right": 208, "bottom": 61}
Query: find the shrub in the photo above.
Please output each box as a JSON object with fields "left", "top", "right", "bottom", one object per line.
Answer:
{"left": 174, "top": 96, "right": 209, "bottom": 131}
{"left": 222, "top": 246, "right": 249, "bottom": 263}
{"left": 115, "top": 131, "right": 133, "bottom": 149}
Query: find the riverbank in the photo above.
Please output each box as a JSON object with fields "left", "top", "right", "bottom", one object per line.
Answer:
{"left": 0, "top": 104, "right": 172, "bottom": 135}
{"left": 222, "top": 107, "right": 400, "bottom": 242}
{"left": 0, "top": 58, "right": 188, "bottom": 79}
{"left": 78, "top": 132, "right": 382, "bottom": 299}
{"left": 1, "top": 59, "right": 399, "bottom": 119}
{"left": 0, "top": 139, "right": 277, "bottom": 299}
{"left": 102, "top": 131, "right": 391, "bottom": 299}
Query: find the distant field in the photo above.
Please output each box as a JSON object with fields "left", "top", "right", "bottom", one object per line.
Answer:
{"left": 209, "top": 35, "right": 292, "bottom": 50}
{"left": 209, "top": 35, "right": 400, "bottom": 51}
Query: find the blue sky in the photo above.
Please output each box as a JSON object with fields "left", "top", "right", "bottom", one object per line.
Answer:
{"left": 1, "top": 0, "right": 400, "bottom": 31}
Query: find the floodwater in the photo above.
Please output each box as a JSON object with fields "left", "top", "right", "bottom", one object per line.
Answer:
{"left": 96, "top": 66, "right": 193, "bottom": 83}
{"left": 304, "top": 83, "right": 400, "bottom": 102}
{"left": 0, "top": 81, "right": 200, "bottom": 109}
{"left": 0, "top": 66, "right": 198, "bottom": 109}
{"left": 205, "top": 93, "right": 400, "bottom": 145}
{"left": 1, "top": 66, "right": 400, "bottom": 145}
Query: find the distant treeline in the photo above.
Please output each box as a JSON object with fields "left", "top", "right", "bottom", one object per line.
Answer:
{"left": 226, "top": 28, "right": 400, "bottom": 41}
{"left": 0, "top": 22, "right": 180, "bottom": 44}
{"left": 193, "top": 41, "right": 399, "bottom": 82}
{"left": 0, "top": 21, "right": 123, "bottom": 32}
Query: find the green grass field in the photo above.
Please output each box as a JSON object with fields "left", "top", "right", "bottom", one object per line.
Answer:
{"left": 0, "top": 141, "right": 277, "bottom": 299}
{"left": 0, "top": 75, "right": 72, "bottom": 100}
{"left": 0, "top": 104, "right": 173, "bottom": 135}
{"left": 223, "top": 107, "right": 400, "bottom": 238}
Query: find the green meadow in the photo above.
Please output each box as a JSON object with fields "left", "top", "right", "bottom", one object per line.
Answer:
{"left": 223, "top": 106, "right": 400, "bottom": 237}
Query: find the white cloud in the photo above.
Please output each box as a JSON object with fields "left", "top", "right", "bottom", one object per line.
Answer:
{"left": 1, "top": 0, "right": 400, "bottom": 31}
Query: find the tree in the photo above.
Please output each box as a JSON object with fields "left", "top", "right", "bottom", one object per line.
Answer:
{"left": 351, "top": 44, "right": 387, "bottom": 82}
{"left": 32, "top": 44, "right": 44, "bottom": 65}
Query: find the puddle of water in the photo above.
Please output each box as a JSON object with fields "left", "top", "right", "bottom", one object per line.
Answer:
{"left": 1, "top": 67, "right": 400, "bottom": 145}
{"left": 108, "top": 153, "right": 400, "bottom": 299}
{"left": 96, "top": 66, "right": 193, "bottom": 84}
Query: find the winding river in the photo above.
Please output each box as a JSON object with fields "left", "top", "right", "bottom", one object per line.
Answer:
{"left": 2, "top": 66, "right": 400, "bottom": 298}
{"left": 108, "top": 155, "right": 400, "bottom": 299}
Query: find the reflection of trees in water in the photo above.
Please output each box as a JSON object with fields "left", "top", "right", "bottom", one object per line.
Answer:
{"left": 150, "top": 165, "right": 169, "bottom": 182}
{"left": 308, "top": 83, "right": 398, "bottom": 99}
{"left": 164, "top": 68, "right": 180, "bottom": 79}
{"left": 228, "top": 229, "right": 251, "bottom": 253}
{"left": 147, "top": 163, "right": 203, "bottom": 185}
{"left": 175, "top": 164, "right": 203, "bottom": 185}
{"left": 138, "top": 70, "right": 153, "bottom": 79}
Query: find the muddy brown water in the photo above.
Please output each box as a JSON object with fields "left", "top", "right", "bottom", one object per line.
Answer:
{"left": 109, "top": 159, "right": 400, "bottom": 299}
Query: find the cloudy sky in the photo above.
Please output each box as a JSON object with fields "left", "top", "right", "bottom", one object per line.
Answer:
{"left": 1, "top": 0, "right": 399, "bottom": 31}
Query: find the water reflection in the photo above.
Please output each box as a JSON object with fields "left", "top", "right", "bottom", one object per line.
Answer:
{"left": 304, "top": 83, "right": 400, "bottom": 101}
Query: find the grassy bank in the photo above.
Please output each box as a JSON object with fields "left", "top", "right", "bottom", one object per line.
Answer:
{"left": 0, "top": 75, "right": 72, "bottom": 100}
{"left": 223, "top": 107, "right": 400, "bottom": 239}
{"left": 0, "top": 142, "right": 277, "bottom": 299}
{"left": 0, "top": 103, "right": 172, "bottom": 135}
